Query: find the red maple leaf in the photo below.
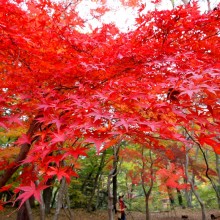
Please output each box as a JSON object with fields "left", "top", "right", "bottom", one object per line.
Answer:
{"left": 47, "top": 166, "right": 78, "bottom": 183}
{"left": 115, "top": 118, "right": 131, "bottom": 132}
{"left": 51, "top": 132, "right": 66, "bottom": 144}
{"left": 84, "top": 136, "right": 106, "bottom": 152}
{"left": 6, "top": 115, "right": 23, "bottom": 126}
{"left": 87, "top": 108, "right": 112, "bottom": 122}
{"left": 0, "top": 184, "right": 12, "bottom": 193}
{"left": 15, "top": 182, "right": 48, "bottom": 208}
{"left": 64, "top": 146, "right": 88, "bottom": 159}
{"left": 197, "top": 134, "right": 217, "bottom": 146}
{"left": 197, "top": 134, "right": 220, "bottom": 154}
{"left": 46, "top": 154, "right": 64, "bottom": 166}
{"left": 37, "top": 103, "right": 51, "bottom": 111}
{"left": 15, "top": 134, "right": 32, "bottom": 146}
{"left": 51, "top": 117, "right": 65, "bottom": 132}
{"left": 0, "top": 200, "right": 4, "bottom": 211}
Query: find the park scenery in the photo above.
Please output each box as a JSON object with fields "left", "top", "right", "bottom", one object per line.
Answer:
{"left": 0, "top": 0, "right": 220, "bottom": 219}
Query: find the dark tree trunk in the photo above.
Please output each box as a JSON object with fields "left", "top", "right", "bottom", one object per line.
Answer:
{"left": 167, "top": 186, "right": 175, "bottom": 207}
{"left": 183, "top": 171, "right": 193, "bottom": 208}
{"left": 53, "top": 177, "right": 66, "bottom": 220}
{"left": 112, "top": 167, "right": 117, "bottom": 213}
{"left": 43, "top": 186, "right": 53, "bottom": 215}
{"left": 215, "top": 153, "right": 220, "bottom": 209}
{"left": 191, "top": 184, "right": 206, "bottom": 220}
{"left": 107, "top": 145, "right": 120, "bottom": 220}
{"left": 17, "top": 200, "right": 33, "bottom": 220}
{"left": 185, "top": 144, "right": 207, "bottom": 220}
{"left": 176, "top": 188, "right": 183, "bottom": 207}
{"left": 87, "top": 151, "right": 106, "bottom": 212}
{"left": 29, "top": 196, "right": 35, "bottom": 208}
{"left": 95, "top": 174, "right": 103, "bottom": 209}
{"left": 43, "top": 177, "right": 54, "bottom": 215}
{"left": 216, "top": 154, "right": 220, "bottom": 185}
{"left": 107, "top": 171, "right": 114, "bottom": 220}
{"left": 0, "top": 116, "right": 41, "bottom": 188}
{"left": 185, "top": 128, "right": 220, "bottom": 210}
{"left": 141, "top": 148, "right": 154, "bottom": 220}
{"left": 207, "top": 0, "right": 211, "bottom": 11}
{"left": 145, "top": 195, "right": 151, "bottom": 220}
{"left": 81, "top": 168, "right": 96, "bottom": 194}
{"left": 181, "top": 0, "right": 189, "bottom": 5}
{"left": 113, "top": 145, "right": 120, "bottom": 214}
{"left": 17, "top": 204, "right": 29, "bottom": 220}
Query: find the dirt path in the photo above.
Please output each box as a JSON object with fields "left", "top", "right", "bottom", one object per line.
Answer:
{"left": 0, "top": 208, "right": 219, "bottom": 220}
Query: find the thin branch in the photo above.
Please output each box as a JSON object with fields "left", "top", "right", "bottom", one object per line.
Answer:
{"left": 183, "top": 127, "right": 220, "bottom": 199}
{"left": 202, "top": 31, "right": 220, "bottom": 41}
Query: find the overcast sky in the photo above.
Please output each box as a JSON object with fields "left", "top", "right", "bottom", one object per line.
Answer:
{"left": 75, "top": 0, "right": 220, "bottom": 32}
{"left": 19, "top": 0, "right": 220, "bottom": 32}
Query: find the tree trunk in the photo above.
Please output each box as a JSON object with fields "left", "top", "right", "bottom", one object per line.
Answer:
{"left": 215, "top": 153, "right": 220, "bottom": 209}
{"left": 201, "top": 149, "right": 220, "bottom": 210}
{"left": 185, "top": 148, "right": 207, "bottom": 220}
{"left": 39, "top": 191, "right": 45, "bottom": 220}
{"left": 183, "top": 173, "right": 193, "bottom": 208}
{"left": 176, "top": 188, "right": 183, "bottom": 207}
{"left": 107, "top": 145, "right": 120, "bottom": 220}
{"left": 33, "top": 179, "right": 45, "bottom": 220}
{"left": 95, "top": 173, "right": 103, "bottom": 209}
{"left": 167, "top": 186, "right": 175, "bottom": 207}
{"left": 29, "top": 196, "right": 35, "bottom": 208}
{"left": 125, "top": 175, "right": 134, "bottom": 210}
{"left": 107, "top": 172, "right": 114, "bottom": 220}
{"left": 145, "top": 195, "right": 151, "bottom": 220}
{"left": 113, "top": 165, "right": 117, "bottom": 213}
{"left": 51, "top": 187, "right": 59, "bottom": 209}
{"left": 25, "top": 200, "right": 34, "bottom": 220}
{"left": 43, "top": 186, "right": 53, "bottom": 215}
{"left": 17, "top": 201, "right": 32, "bottom": 220}
{"left": 169, "top": 0, "right": 175, "bottom": 8}
{"left": 206, "top": 0, "right": 211, "bottom": 11}
{"left": 0, "top": 116, "right": 41, "bottom": 188}
{"left": 81, "top": 168, "right": 96, "bottom": 194}
{"left": 87, "top": 151, "right": 106, "bottom": 212}
{"left": 141, "top": 148, "right": 154, "bottom": 220}
{"left": 65, "top": 189, "right": 74, "bottom": 220}
{"left": 216, "top": 154, "right": 220, "bottom": 184}
{"left": 191, "top": 184, "right": 206, "bottom": 220}
{"left": 53, "top": 177, "right": 66, "bottom": 220}
{"left": 183, "top": 128, "right": 193, "bottom": 208}
{"left": 181, "top": 0, "right": 189, "bottom": 5}
{"left": 43, "top": 178, "right": 54, "bottom": 215}
{"left": 185, "top": 128, "right": 220, "bottom": 209}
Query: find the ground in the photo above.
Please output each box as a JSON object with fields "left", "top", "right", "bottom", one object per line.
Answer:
{"left": 0, "top": 207, "right": 220, "bottom": 220}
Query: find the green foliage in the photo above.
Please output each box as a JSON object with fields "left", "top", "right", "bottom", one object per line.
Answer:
{"left": 198, "top": 185, "right": 219, "bottom": 209}
{"left": 68, "top": 179, "right": 87, "bottom": 208}
{"left": 67, "top": 148, "right": 111, "bottom": 210}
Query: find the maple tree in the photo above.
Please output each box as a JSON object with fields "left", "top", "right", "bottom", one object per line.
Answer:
{"left": 0, "top": 0, "right": 220, "bottom": 219}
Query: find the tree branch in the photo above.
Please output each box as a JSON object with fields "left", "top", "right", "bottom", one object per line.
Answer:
{"left": 0, "top": 115, "right": 42, "bottom": 188}
{"left": 183, "top": 127, "right": 220, "bottom": 200}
